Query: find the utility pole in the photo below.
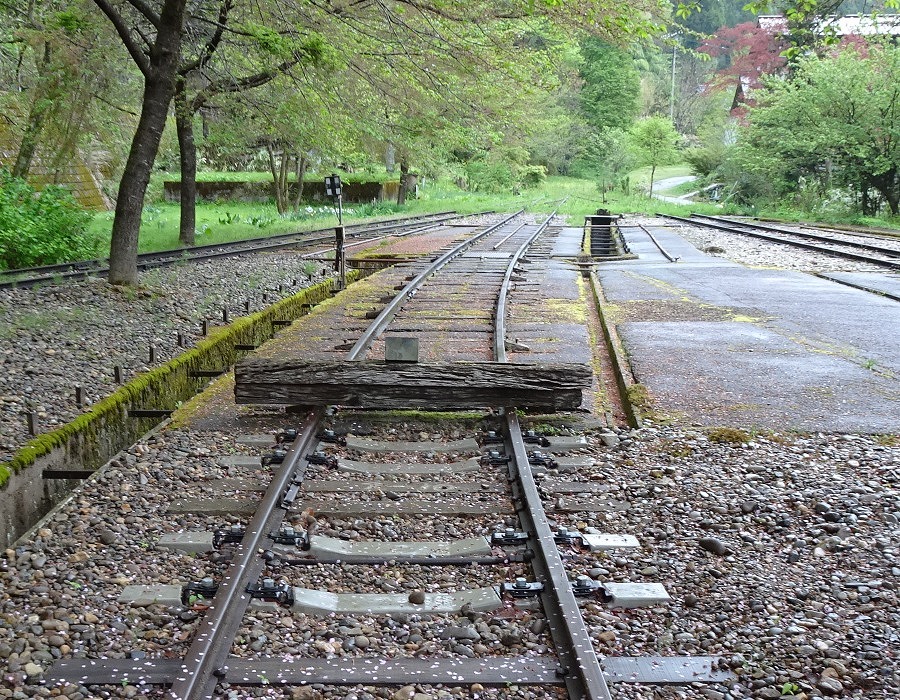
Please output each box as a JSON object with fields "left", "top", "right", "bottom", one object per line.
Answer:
{"left": 670, "top": 44, "right": 677, "bottom": 124}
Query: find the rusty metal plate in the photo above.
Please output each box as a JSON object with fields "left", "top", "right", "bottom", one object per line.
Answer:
{"left": 601, "top": 656, "right": 733, "bottom": 684}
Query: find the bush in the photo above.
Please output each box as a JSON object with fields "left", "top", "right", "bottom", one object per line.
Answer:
{"left": 0, "top": 170, "right": 98, "bottom": 270}
{"left": 519, "top": 165, "right": 547, "bottom": 188}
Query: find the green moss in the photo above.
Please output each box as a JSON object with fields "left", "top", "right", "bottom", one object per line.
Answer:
{"left": 625, "top": 383, "right": 652, "bottom": 411}
{"left": 0, "top": 273, "right": 360, "bottom": 490}
{"left": 705, "top": 426, "right": 752, "bottom": 444}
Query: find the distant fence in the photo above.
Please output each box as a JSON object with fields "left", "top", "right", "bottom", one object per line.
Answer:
{"left": 164, "top": 179, "right": 401, "bottom": 204}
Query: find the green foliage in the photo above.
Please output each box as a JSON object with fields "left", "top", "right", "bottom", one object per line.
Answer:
{"left": 0, "top": 170, "right": 98, "bottom": 270}
{"left": 629, "top": 117, "right": 680, "bottom": 196}
{"left": 738, "top": 43, "right": 900, "bottom": 216}
{"left": 579, "top": 38, "right": 640, "bottom": 131}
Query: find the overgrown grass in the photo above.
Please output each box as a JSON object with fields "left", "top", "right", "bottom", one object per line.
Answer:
{"left": 86, "top": 170, "right": 715, "bottom": 261}
{"left": 87, "top": 200, "right": 417, "bottom": 255}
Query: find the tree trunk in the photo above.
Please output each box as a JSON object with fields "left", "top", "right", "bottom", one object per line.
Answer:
{"left": 106, "top": 0, "right": 187, "bottom": 285}
{"left": 385, "top": 142, "right": 395, "bottom": 174}
{"left": 872, "top": 170, "right": 899, "bottom": 217}
{"left": 397, "top": 160, "right": 409, "bottom": 205}
{"left": 174, "top": 79, "right": 196, "bottom": 246}
{"left": 648, "top": 164, "right": 656, "bottom": 199}
{"left": 108, "top": 75, "right": 177, "bottom": 285}
{"left": 291, "top": 153, "right": 307, "bottom": 211}
{"left": 12, "top": 42, "right": 54, "bottom": 179}
{"left": 267, "top": 143, "right": 287, "bottom": 215}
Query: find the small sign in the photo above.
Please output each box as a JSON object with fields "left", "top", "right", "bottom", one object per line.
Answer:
{"left": 324, "top": 174, "right": 342, "bottom": 198}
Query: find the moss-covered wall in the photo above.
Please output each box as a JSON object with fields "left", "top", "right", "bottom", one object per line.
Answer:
{"left": 0, "top": 272, "right": 362, "bottom": 547}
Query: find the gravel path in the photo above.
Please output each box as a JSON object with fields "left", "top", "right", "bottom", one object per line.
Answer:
{"left": 2, "top": 421, "right": 895, "bottom": 699}
{"left": 662, "top": 218, "right": 892, "bottom": 273}
{"left": 0, "top": 252, "right": 334, "bottom": 462}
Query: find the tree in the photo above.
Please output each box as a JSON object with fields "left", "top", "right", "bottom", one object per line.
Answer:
{"left": 741, "top": 43, "right": 900, "bottom": 215}
{"left": 0, "top": 0, "right": 128, "bottom": 180}
{"left": 579, "top": 38, "right": 641, "bottom": 131}
{"left": 172, "top": 3, "right": 328, "bottom": 244}
{"left": 92, "top": 0, "right": 188, "bottom": 285}
{"left": 698, "top": 21, "right": 787, "bottom": 114}
{"left": 630, "top": 115, "right": 679, "bottom": 197}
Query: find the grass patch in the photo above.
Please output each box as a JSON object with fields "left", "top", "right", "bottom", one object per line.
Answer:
{"left": 625, "top": 383, "right": 652, "bottom": 412}
{"left": 706, "top": 426, "right": 751, "bottom": 444}
{"left": 79, "top": 172, "right": 719, "bottom": 268}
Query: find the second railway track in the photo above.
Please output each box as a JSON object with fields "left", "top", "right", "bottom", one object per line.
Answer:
{"left": 660, "top": 213, "right": 900, "bottom": 271}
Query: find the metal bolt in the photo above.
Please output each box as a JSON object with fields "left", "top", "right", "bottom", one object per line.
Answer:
{"left": 201, "top": 577, "right": 214, "bottom": 587}
{"left": 505, "top": 528, "right": 515, "bottom": 537}
{"left": 576, "top": 575, "right": 591, "bottom": 587}
{"left": 514, "top": 577, "right": 528, "bottom": 589}
{"left": 282, "top": 526, "right": 295, "bottom": 536}
{"left": 262, "top": 578, "right": 276, "bottom": 590}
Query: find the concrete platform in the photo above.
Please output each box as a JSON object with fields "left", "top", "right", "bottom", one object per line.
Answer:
{"left": 598, "top": 221, "right": 900, "bottom": 433}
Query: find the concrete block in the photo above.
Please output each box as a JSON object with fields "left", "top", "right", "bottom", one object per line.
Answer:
{"left": 309, "top": 535, "right": 491, "bottom": 560}
{"left": 336, "top": 458, "right": 481, "bottom": 475}
{"left": 235, "top": 434, "right": 273, "bottom": 447}
{"left": 545, "top": 436, "right": 589, "bottom": 453}
{"left": 291, "top": 586, "right": 501, "bottom": 616}
{"left": 385, "top": 337, "right": 419, "bottom": 362}
{"left": 603, "top": 582, "right": 670, "bottom": 608}
{"left": 219, "top": 455, "right": 262, "bottom": 468}
{"left": 346, "top": 436, "right": 480, "bottom": 454}
{"left": 118, "top": 584, "right": 182, "bottom": 607}
{"left": 581, "top": 534, "right": 641, "bottom": 551}
{"left": 157, "top": 532, "right": 215, "bottom": 554}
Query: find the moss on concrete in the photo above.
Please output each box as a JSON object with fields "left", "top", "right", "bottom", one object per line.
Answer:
{"left": 0, "top": 274, "right": 358, "bottom": 490}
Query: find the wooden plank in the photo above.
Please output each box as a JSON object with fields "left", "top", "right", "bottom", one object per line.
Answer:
{"left": 235, "top": 360, "right": 591, "bottom": 410}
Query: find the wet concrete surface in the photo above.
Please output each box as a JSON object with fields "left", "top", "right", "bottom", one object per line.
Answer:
{"left": 596, "top": 219, "right": 900, "bottom": 433}
{"left": 819, "top": 271, "right": 900, "bottom": 301}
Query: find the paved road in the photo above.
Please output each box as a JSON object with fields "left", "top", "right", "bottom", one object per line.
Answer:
{"left": 653, "top": 175, "right": 698, "bottom": 204}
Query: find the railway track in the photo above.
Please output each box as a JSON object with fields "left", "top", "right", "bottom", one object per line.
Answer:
{"left": 660, "top": 213, "right": 900, "bottom": 270}
{"left": 0, "top": 211, "right": 470, "bottom": 290}
{"left": 36, "top": 212, "right": 732, "bottom": 699}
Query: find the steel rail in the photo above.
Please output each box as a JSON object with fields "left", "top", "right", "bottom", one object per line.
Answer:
{"left": 503, "top": 411, "right": 613, "bottom": 700}
{"left": 660, "top": 213, "right": 900, "bottom": 270}
{"left": 346, "top": 210, "right": 525, "bottom": 360}
{"left": 494, "top": 210, "right": 558, "bottom": 362}
{"left": 168, "top": 408, "right": 324, "bottom": 700}
{"left": 491, "top": 222, "right": 528, "bottom": 250}
{"left": 693, "top": 214, "right": 900, "bottom": 257}
{"left": 0, "top": 211, "right": 475, "bottom": 290}
{"left": 492, "top": 205, "right": 612, "bottom": 700}
{"left": 1, "top": 211, "right": 460, "bottom": 279}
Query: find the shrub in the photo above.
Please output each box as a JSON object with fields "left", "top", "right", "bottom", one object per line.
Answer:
{"left": 0, "top": 169, "right": 98, "bottom": 270}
